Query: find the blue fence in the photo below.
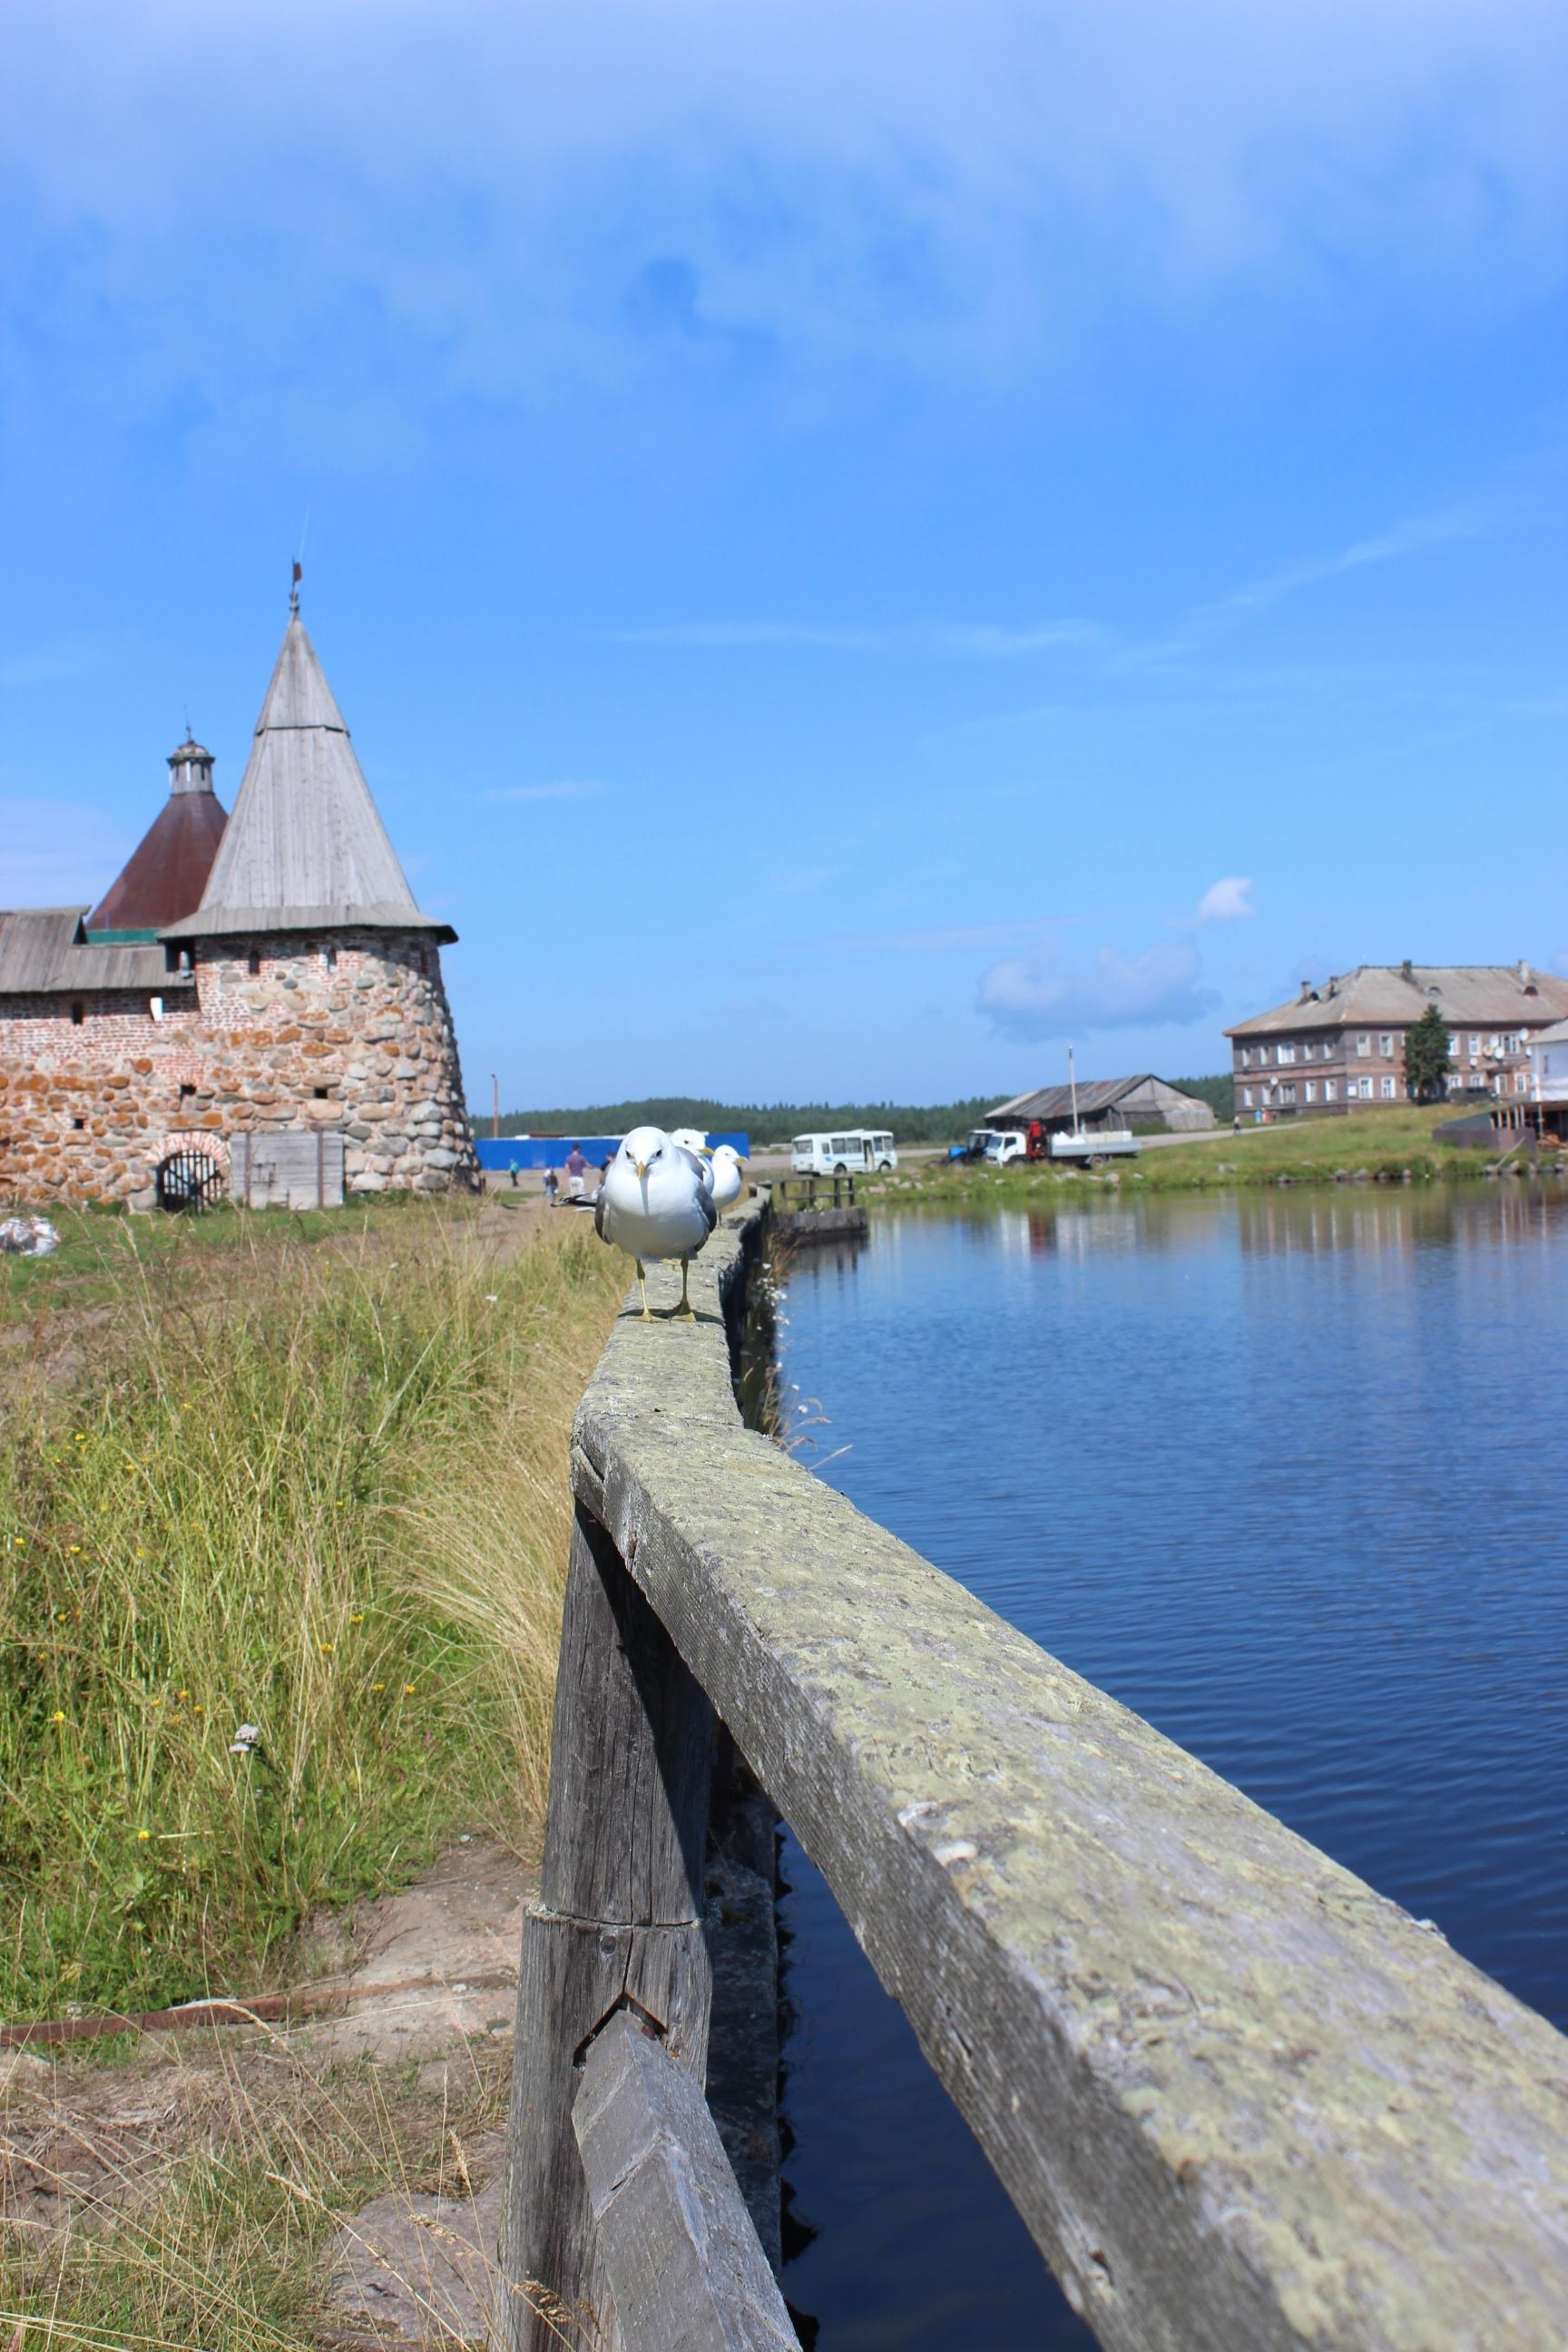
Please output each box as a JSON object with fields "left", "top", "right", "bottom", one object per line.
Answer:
{"left": 473, "top": 1132, "right": 749, "bottom": 1172}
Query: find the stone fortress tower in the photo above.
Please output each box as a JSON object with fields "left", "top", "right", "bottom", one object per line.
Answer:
{"left": 0, "top": 588, "right": 479, "bottom": 1206}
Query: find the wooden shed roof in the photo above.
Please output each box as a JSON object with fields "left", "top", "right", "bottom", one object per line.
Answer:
{"left": 987, "top": 1073, "right": 1196, "bottom": 1123}
{"left": 0, "top": 907, "right": 191, "bottom": 995}
{"left": 164, "top": 612, "right": 454, "bottom": 942}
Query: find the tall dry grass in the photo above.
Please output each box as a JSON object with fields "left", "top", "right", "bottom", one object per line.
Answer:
{"left": 0, "top": 1208, "right": 624, "bottom": 2024}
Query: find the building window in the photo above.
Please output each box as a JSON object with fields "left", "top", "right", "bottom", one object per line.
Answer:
{"left": 313, "top": 1085, "right": 328, "bottom": 1101}
{"left": 1277, "top": 1042, "right": 1296, "bottom": 1065}
{"left": 1380, "top": 1075, "right": 1396, "bottom": 1099}
{"left": 1446, "top": 1034, "right": 1459, "bottom": 1057}
{"left": 1470, "top": 1034, "right": 1482, "bottom": 1056}
{"left": 1356, "top": 1034, "right": 1370, "bottom": 1057}
{"left": 149, "top": 995, "right": 163, "bottom": 1024}
{"left": 1242, "top": 1086, "right": 1254, "bottom": 1108}
{"left": 248, "top": 949, "right": 262, "bottom": 976}
{"left": 1305, "top": 1081, "right": 1318, "bottom": 1103}
{"left": 1281, "top": 1083, "right": 1297, "bottom": 1103}
{"left": 71, "top": 1001, "right": 84, "bottom": 1025}
{"left": 1515, "top": 1071, "right": 1528, "bottom": 1093}
{"left": 1325, "top": 1079, "right": 1338, "bottom": 1102}
{"left": 72, "top": 1117, "right": 84, "bottom": 1132}
{"left": 1378, "top": 1033, "right": 1394, "bottom": 1057}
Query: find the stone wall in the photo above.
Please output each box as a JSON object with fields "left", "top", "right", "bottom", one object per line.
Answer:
{"left": 0, "top": 930, "right": 478, "bottom": 1206}
{"left": 0, "top": 990, "right": 205, "bottom": 1204}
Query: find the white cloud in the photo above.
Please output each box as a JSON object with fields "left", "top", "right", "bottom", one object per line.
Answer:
{"left": 606, "top": 619, "right": 1102, "bottom": 657}
{"left": 483, "top": 781, "right": 604, "bottom": 803}
{"left": 3, "top": 0, "right": 1563, "bottom": 440}
{"left": 1194, "top": 875, "right": 1254, "bottom": 925}
{"left": 977, "top": 940, "right": 1219, "bottom": 1039}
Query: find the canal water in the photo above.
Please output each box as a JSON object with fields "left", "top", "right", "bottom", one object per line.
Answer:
{"left": 771, "top": 1184, "right": 1568, "bottom": 2350}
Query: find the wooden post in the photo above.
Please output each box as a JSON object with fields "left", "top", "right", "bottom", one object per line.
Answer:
{"left": 573, "top": 2013, "right": 798, "bottom": 2352}
{"left": 495, "top": 1502, "right": 717, "bottom": 2352}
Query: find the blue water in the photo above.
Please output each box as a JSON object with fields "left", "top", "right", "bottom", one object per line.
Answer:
{"left": 771, "top": 1185, "right": 1568, "bottom": 2350}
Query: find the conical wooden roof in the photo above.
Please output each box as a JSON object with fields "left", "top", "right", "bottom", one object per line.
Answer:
{"left": 163, "top": 612, "right": 452, "bottom": 940}
{"left": 87, "top": 740, "right": 228, "bottom": 934}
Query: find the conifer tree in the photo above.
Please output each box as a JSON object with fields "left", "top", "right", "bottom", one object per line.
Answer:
{"left": 1404, "top": 1005, "right": 1453, "bottom": 1102}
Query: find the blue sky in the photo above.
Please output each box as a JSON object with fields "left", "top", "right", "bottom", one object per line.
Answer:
{"left": 3, "top": 0, "right": 1564, "bottom": 1108}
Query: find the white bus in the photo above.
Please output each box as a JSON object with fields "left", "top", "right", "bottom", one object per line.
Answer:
{"left": 790, "top": 1130, "right": 897, "bottom": 1175}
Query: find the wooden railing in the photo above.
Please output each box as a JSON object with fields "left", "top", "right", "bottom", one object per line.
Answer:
{"left": 495, "top": 1195, "right": 1568, "bottom": 2351}
{"left": 772, "top": 1171, "right": 858, "bottom": 1208}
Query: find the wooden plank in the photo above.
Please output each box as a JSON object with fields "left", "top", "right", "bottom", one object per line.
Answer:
{"left": 573, "top": 2012, "right": 797, "bottom": 2352}
{"left": 494, "top": 1501, "right": 717, "bottom": 2352}
{"left": 567, "top": 1209, "right": 1568, "bottom": 2352}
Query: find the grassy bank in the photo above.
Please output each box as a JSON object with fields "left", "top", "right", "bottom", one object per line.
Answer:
{"left": 1, "top": 1200, "right": 624, "bottom": 2025}
{"left": 872, "top": 1105, "right": 1557, "bottom": 1202}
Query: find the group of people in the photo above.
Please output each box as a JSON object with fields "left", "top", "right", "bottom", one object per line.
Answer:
{"left": 518, "top": 1142, "right": 612, "bottom": 1205}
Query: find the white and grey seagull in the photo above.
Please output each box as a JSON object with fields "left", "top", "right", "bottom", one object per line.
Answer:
{"left": 595, "top": 1123, "right": 717, "bottom": 1319}
{"left": 704, "top": 1142, "right": 746, "bottom": 1217}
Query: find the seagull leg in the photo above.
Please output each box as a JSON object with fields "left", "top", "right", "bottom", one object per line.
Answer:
{"left": 635, "top": 1260, "right": 652, "bottom": 1320}
{"left": 670, "top": 1256, "right": 695, "bottom": 1318}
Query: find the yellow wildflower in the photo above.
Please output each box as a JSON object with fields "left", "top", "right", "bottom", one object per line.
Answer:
{"left": 349, "top": 1613, "right": 363, "bottom": 1624}
{"left": 371, "top": 1682, "right": 385, "bottom": 1692}
{"left": 318, "top": 1642, "right": 334, "bottom": 1654}
{"left": 403, "top": 1683, "right": 416, "bottom": 1696}
{"left": 136, "top": 1828, "right": 151, "bottom": 1841}
{"left": 51, "top": 1710, "right": 65, "bottom": 1723}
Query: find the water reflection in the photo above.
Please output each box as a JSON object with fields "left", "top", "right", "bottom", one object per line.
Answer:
{"left": 774, "top": 1184, "right": 1568, "bottom": 2350}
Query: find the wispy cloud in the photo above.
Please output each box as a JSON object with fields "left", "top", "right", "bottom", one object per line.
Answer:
{"left": 977, "top": 940, "right": 1218, "bottom": 1040}
{"left": 6, "top": 1, "right": 1563, "bottom": 442}
{"left": 483, "top": 781, "right": 604, "bottom": 803}
{"left": 603, "top": 619, "right": 1102, "bottom": 658}
{"left": 833, "top": 916, "right": 1064, "bottom": 955}
{"left": 1193, "top": 875, "right": 1254, "bottom": 926}
{"left": 0, "top": 639, "right": 101, "bottom": 690}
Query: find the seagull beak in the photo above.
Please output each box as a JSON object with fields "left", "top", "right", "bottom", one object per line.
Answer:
{"left": 634, "top": 1160, "right": 649, "bottom": 1179}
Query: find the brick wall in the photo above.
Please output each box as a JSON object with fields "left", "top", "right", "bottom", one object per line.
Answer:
{"left": 0, "top": 931, "right": 478, "bottom": 1205}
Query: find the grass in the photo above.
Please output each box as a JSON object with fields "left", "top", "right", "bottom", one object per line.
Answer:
{"left": 1, "top": 2033, "right": 537, "bottom": 2351}
{"left": 0, "top": 1199, "right": 625, "bottom": 2026}
{"left": 871, "top": 1104, "right": 1561, "bottom": 1202}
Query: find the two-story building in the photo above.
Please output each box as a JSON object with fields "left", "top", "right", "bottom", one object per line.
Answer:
{"left": 1226, "top": 963, "right": 1568, "bottom": 1119}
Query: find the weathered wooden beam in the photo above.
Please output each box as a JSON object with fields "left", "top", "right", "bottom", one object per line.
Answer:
{"left": 569, "top": 1204, "right": 1568, "bottom": 2352}
{"left": 573, "top": 2012, "right": 798, "bottom": 2352}
{"left": 494, "top": 1498, "right": 717, "bottom": 2352}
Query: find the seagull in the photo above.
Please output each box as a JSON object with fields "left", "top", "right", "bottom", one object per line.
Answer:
{"left": 595, "top": 1123, "right": 717, "bottom": 1318}
{"left": 704, "top": 1143, "right": 746, "bottom": 1217}
{"left": 669, "top": 1126, "right": 709, "bottom": 1155}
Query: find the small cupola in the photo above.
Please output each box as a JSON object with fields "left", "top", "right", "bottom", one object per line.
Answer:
{"left": 168, "top": 737, "right": 216, "bottom": 797}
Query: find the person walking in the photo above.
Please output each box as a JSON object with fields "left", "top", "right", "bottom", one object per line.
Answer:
{"left": 543, "top": 1167, "right": 559, "bottom": 1206}
{"left": 508, "top": 1156, "right": 520, "bottom": 1188}
{"left": 565, "top": 1142, "right": 588, "bottom": 1200}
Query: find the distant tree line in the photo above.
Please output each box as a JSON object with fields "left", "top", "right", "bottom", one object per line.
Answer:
{"left": 473, "top": 1076, "right": 1236, "bottom": 1145}
{"left": 1168, "top": 1073, "right": 1235, "bottom": 1122}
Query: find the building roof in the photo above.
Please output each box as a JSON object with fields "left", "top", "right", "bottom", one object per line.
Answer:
{"left": 0, "top": 907, "right": 192, "bottom": 995}
{"left": 86, "top": 738, "right": 229, "bottom": 934}
{"left": 1226, "top": 965, "right": 1568, "bottom": 1038}
{"left": 1529, "top": 1018, "right": 1568, "bottom": 1048}
{"left": 988, "top": 1074, "right": 1188, "bottom": 1123}
{"left": 163, "top": 611, "right": 454, "bottom": 942}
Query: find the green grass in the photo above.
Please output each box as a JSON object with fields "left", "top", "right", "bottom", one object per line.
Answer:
{"left": 872, "top": 1105, "right": 1556, "bottom": 1202}
{"left": 0, "top": 1202, "right": 624, "bottom": 2025}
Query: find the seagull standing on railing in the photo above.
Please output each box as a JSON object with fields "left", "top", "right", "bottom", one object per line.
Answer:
{"left": 704, "top": 1143, "right": 746, "bottom": 1217}
{"left": 595, "top": 1124, "right": 717, "bottom": 1319}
